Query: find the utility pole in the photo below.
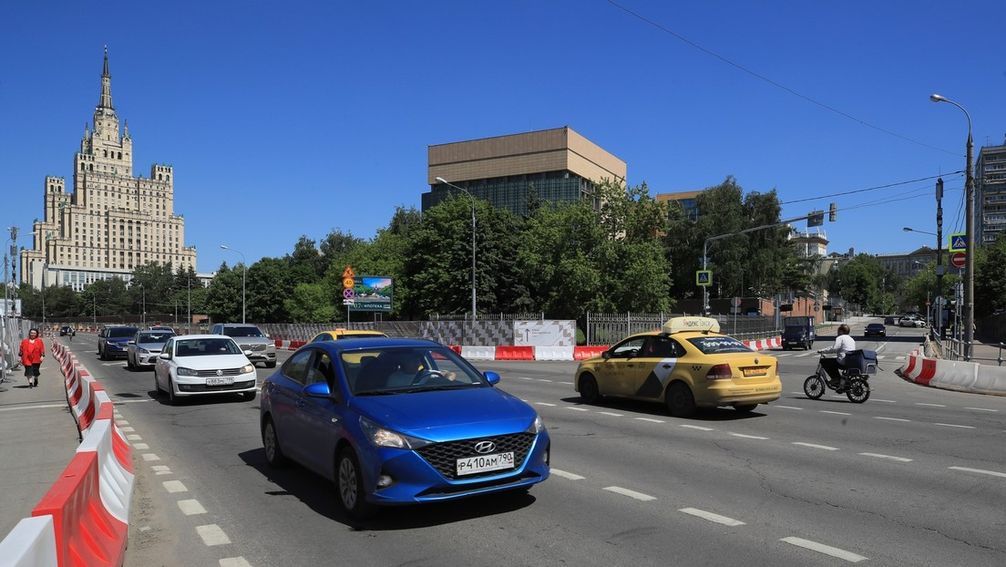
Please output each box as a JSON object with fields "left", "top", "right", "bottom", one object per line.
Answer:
{"left": 935, "top": 177, "right": 944, "bottom": 336}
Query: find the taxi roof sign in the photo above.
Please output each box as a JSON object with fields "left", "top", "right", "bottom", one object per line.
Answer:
{"left": 662, "top": 317, "right": 720, "bottom": 335}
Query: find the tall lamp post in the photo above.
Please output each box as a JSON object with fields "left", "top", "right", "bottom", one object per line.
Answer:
{"left": 138, "top": 284, "right": 146, "bottom": 326}
{"left": 435, "top": 177, "right": 477, "bottom": 319}
{"left": 219, "top": 244, "right": 246, "bottom": 324}
{"left": 930, "top": 93, "right": 974, "bottom": 360}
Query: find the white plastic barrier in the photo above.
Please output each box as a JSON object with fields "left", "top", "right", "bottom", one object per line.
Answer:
{"left": 461, "top": 346, "right": 496, "bottom": 361}
{"left": 534, "top": 346, "right": 574, "bottom": 361}
{"left": 77, "top": 419, "right": 134, "bottom": 524}
{"left": 0, "top": 515, "right": 58, "bottom": 567}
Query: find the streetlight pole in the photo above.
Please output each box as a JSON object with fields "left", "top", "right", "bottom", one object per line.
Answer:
{"left": 435, "top": 177, "right": 477, "bottom": 319}
{"left": 931, "top": 93, "right": 974, "bottom": 360}
{"left": 219, "top": 244, "right": 246, "bottom": 324}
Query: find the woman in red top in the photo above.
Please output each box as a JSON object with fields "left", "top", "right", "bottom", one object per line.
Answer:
{"left": 19, "top": 328, "right": 45, "bottom": 388}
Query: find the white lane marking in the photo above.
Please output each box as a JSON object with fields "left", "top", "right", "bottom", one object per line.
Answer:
{"left": 859, "top": 452, "right": 913, "bottom": 463}
{"left": 220, "top": 558, "right": 252, "bottom": 567}
{"left": 126, "top": 434, "right": 142, "bottom": 441}
{"left": 603, "top": 486, "right": 656, "bottom": 501}
{"left": 790, "top": 391, "right": 803, "bottom": 395}
{"left": 112, "top": 399, "right": 155, "bottom": 404}
{"left": 566, "top": 407, "right": 589, "bottom": 412}
{"left": 120, "top": 426, "right": 135, "bottom": 433}
{"left": 948, "top": 466, "right": 1006, "bottom": 479}
{"left": 829, "top": 395, "right": 846, "bottom": 400}
{"left": 538, "top": 379, "right": 553, "bottom": 383}
{"left": 151, "top": 465, "right": 171, "bottom": 473}
{"left": 559, "top": 381, "right": 574, "bottom": 385}
{"left": 730, "top": 433, "right": 769, "bottom": 440}
{"left": 873, "top": 399, "right": 896, "bottom": 403}
{"left": 597, "top": 411, "right": 623, "bottom": 417}
{"left": 550, "top": 468, "right": 586, "bottom": 480}
{"left": 679, "top": 507, "right": 745, "bottom": 526}
{"left": 162, "top": 480, "right": 188, "bottom": 493}
{"left": 117, "top": 420, "right": 129, "bottom": 425}
{"left": 875, "top": 416, "right": 911, "bottom": 422}
{"left": 780, "top": 537, "right": 868, "bottom": 563}
{"left": 177, "top": 499, "right": 208, "bottom": 515}
{"left": 792, "top": 442, "right": 839, "bottom": 451}
{"left": 0, "top": 403, "right": 68, "bottom": 413}
{"left": 934, "top": 423, "right": 976, "bottom": 429}
{"left": 134, "top": 443, "right": 150, "bottom": 450}
{"left": 774, "top": 405, "right": 803, "bottom": 410}
{"left": 679, "top": 424, "right": 714, "bottom": 431}
{"left": 534, "top": 402, "right": 556, "bottom": 407}
{"left": 518, "top": 377, "right": 534, "bottom": 381}
{"left": 196, "top": 524, "right": 232, "bottom": 546}
{"left": 820, "top": 410, "right": 852, "bottom": 416}
{"left": 635, "top": 417, "right": 665, "bottom": 423}
{"left": 965, "top": 407, "right": 998, "bottom": 412}
{"left": 141, "top": 453, "right": 161, "bottom": 462}
{"left": 916, "top": 402, "right": 946, "bottom": 408}
{"left": 795, "top": 352, "right": 814, "bottom": 358}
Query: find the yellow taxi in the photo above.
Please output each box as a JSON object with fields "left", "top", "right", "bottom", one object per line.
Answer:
{"left": 574, "top": 317, "right": 781, "bottom": 417}
{"left": 309, "top": 329, "right": 388, "bottom": 342}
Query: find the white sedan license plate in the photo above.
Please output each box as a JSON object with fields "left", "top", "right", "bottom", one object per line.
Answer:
{"left": 456, "top": 452, "right": 515, "bottom": 476}
{"left": 206, "top": 376, "right": 234, "bottom": 387}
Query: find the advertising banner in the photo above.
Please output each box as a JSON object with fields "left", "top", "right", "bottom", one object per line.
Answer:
{"left": 344, "top": 276, "right": 393, "bottom": 312}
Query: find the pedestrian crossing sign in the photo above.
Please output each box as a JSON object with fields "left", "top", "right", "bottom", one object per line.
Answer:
{"left": 696, "top": 270, "right": 712, "bottom": 287}
{"left": 948, "top": 232, "right": 966, "bottom": 252}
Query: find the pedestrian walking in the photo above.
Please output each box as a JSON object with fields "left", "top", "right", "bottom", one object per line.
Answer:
{"left": 19, "top": 328, "right": 45, "bottom": 388}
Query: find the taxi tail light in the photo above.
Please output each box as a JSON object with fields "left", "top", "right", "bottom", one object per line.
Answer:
{"left": 706, "top": 364, "right": 733, "bottom": 380}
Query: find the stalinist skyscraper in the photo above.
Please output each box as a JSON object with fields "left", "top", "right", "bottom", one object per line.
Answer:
{"left": 20, "top": 48, "right": 196, "bottom": 291}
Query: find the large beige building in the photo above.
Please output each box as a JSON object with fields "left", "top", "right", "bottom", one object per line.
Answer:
{"left": 423, "top": 126, "right": 627, "bottom": 216}
{"left": 21, "top": 49, "right": 196, "bottom": 291}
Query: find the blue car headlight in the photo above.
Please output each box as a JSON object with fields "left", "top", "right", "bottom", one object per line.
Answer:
{"left": 526, "top": 415, "right": 545, "bottom": 434}
{"left": 359, "top": 416, "right": 430, "bottom": 449}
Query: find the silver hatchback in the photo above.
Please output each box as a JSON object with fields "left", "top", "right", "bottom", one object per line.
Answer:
{"left": 127, "top": 330, "right": 176, "bottom": 370}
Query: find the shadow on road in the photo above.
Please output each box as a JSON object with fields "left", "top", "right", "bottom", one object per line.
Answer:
{"left": 237, "top": 448, "right": 536, "bottom": 531}
{"left": 558, "top": 396, "right": 767, "bottom": 421}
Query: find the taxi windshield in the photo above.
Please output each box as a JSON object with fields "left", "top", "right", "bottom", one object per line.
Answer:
{"left": 687, "top": 336, "right": 752, "bottom": 354}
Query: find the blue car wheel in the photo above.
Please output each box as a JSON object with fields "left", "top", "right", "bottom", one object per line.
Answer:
{"left": 336, "top": 448, "right": 377, "bottom": 520}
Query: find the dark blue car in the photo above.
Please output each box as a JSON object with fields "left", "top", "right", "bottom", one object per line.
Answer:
{"left": 259, "top": 338, "right": 550, "bottom": 519}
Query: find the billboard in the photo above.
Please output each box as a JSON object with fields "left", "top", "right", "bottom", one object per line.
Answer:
{"left": 344, "top": 276, "right": 393, "bottom": 312}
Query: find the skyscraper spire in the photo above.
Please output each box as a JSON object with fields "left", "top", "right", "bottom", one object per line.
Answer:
{"left": 98, "top": 45, "right": 114, "bottom": 111}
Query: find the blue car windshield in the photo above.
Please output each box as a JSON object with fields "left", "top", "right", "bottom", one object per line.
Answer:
{"left": 344, "top": 346, "right": 486, "bottom": 395}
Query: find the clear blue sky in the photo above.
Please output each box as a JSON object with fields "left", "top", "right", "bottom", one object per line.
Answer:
{"left": 2, "top": 1, "right": 1004, "bottom": 273}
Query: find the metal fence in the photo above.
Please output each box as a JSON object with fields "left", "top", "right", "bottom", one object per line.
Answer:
{"left": 1, "top": 317, "right": 37, "bottom": 381}
{"left": 582, "top": 312, "right": 780, "bottom": 346}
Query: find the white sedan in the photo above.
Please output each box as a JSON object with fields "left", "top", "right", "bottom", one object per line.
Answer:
{"left": 153, "top": 335, "right": 258, "bottom": 404}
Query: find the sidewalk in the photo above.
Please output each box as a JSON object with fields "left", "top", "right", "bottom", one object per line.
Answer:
{"left": 0, "top": 340, "right": 80, "bottom": 538}
{"left": 970, "top": 338, "right": 1005, "bottom": 366}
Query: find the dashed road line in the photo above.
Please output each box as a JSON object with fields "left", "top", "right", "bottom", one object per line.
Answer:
{"left": 162, "top": 480, "right": 188, "bottom": 493}
{"left": 597, "top": 411, "right": 623, "bottom": 417}
{"left": 603, "top": 486, "right": 656, "bottom": 501}
{"left": 965, "top": 407, "right": 998, "bottom": 412}
{"left": 133, "top": 443, "right": 150, "bottom": 450}
{"left": 859, "top": 452, "right": 913, "bottom": 463}
{"left": 934, "top": 423, "right": 976, "bottom": 429}
{"left": 126, "top": 434, "right": 142, "bottom": 441}
{"left": 729, "top": 433, "right": 769, "bottom": 440}
{"left": 916, "top": 402, "right": 946, "bottom": 408}
{"left": 948, "top": 466, "right": 1006, "bottom": 479}
{"left": 177, "top": 499, "right": 207, "bottom": 515}
{"left": 120, "top": 426, "right": 135, "bottom": 432}
{"left": 875, "top": 416, "right": 911, "bottom": 422}
{"left": 792, "top": 442, "right": 839, "bottom": 451}
{"left": 566, "top": 406, "right": 589, "bottom": 412}
{"left": 559, "top": 381, "right": 574, "bottom": 385}
{"left": 781, "top": 536, "right": 868, "bottom": 563}
{"left": 820, "top": 410, "right": 852, "bottom": 416}
{"left": 679, "top": 424, "right": 714, "bottom": 431}
{"left": 151, "top": 465, "right": 171, "bottom": 474}
{"left": 795, "top": 353, "right": 814, "bottom": 358}
{"left": 195, "top": 524, "right": 232, "bottom": 546}
{"left": 534, "top": 402, "right": 556, "bottom": 407}
{"left": 537, "top": 379, "right": 553, "bottom": 382}
{"left": 220, "top": 558, "right": 252, "bottom": 567}
{"left": 678, "top": 507, "right": 745, "bottom": 526}
{"left": 518, "top": 377, "right": 534, "bottom": 381}
{"left": 635, "top": 417, "right": 665, "bottom": 423}
{"left": 142, "top": 453, "right": 161, "bottom": 462}
{"left": 118, "top": 420, "right": 129, "bottom": 425}
{"left": 550, "top": 468, "right": 586, "bottom": 480}
{"left": 872, "top": 399, "right": 896, "bottom": 403}
{"left": 774, "top": 405, "right": 803, "bottom": 410}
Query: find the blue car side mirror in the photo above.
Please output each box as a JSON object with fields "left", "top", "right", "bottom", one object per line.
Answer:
{"left": 484, "top": 371, "right": 501, "bottom": 385}
{"left": 303, "top": 382, "right": 332, "bottom": 398}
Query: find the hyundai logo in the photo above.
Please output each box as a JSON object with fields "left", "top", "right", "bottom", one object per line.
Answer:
{"left": 215, "top": 369, "right": 223, "bottom": 377}
{"left": 474, "top": 441, "right": 496, "bottom": 454}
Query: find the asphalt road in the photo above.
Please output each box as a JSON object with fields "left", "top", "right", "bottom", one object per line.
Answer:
{"left": 60, "top": 321, "right": 1006, "bottom": 567}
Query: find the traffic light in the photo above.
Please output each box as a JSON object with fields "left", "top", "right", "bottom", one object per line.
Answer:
{"left": 828, "top": 202, "right": 837, "bottom": 222}
{"left": 808, "top": 210, "right": 824, "bottom": 227}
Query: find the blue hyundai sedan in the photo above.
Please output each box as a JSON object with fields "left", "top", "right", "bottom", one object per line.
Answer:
{"left": 259, "top": 338, "right": 550, "bottom": 519}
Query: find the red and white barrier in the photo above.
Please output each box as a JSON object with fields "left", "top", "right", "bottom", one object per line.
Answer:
{"left": 0, "top": 515, "right": 58, "bottom": 567}
{"left": 898, "top": 354, "right": 1006, "bottom": 396}
{"left": 743, "top": 336, "right": 782, "bottom": 351}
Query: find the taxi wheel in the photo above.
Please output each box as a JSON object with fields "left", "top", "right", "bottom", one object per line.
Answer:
{"left": 665, "top": 383, "right": 696, "bottom": 418}
{"left": 578, "top": 374, "right": 601, "bottom": 404}
{"left": 734, "top": 404, "right": 758, "bottom": 413}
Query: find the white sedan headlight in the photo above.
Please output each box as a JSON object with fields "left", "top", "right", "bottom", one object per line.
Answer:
{"left": 177, "top": 367, "right": 197, "bottom": 376}
{"left": 137, "top": 347, "right": 149, "bottom": 354}
{"left": 241, "top": 364, "right": 255, "bottom": 374}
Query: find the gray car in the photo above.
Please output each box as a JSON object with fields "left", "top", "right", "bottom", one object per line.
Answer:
{"left": 127, "top": 330, "right": 176, "bottom": 370}
{"left": 210, "top": 323, "right": 276, "bottom": 367}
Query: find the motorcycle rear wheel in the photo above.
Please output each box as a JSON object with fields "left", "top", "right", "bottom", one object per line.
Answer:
{"left": 846, "top": 378, "right": 870, "bottom": 403}
{"left": 803, "top": 375, "right": 825, "bottom": 399}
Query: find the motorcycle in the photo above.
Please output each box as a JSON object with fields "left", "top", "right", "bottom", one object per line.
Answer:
{"left": 804, "top": 352, "right": 875, "bottom": 403}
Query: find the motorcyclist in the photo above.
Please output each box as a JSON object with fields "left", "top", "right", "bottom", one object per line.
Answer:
{"left": 818, "top": 323, "right": 856, "bottom": 387}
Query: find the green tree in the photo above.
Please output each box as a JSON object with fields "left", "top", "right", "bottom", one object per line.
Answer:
{"left": 975, "top": 235, "right": 1006, "bottom": 317}
{"left": 204, "top": 264, "right": 243, "bottom": 322}
{"left": 283, "top": 282, "right": 336, "bottom": 323}
{"left": 246, "top": 257, "right": 293, "bottom": 323}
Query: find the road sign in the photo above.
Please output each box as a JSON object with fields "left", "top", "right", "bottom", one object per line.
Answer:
{"left": 949, "top": 232, "right": 966, "bottom": 252}
{"left": 950, "top": 252, "right": 966, "bottom": 269}
{"left": 696, "top": 270, "right": 712, "bottom": 287}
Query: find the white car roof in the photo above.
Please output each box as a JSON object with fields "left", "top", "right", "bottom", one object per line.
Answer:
{"left": 171, "top": 334, "right": 234, "bottom": 341}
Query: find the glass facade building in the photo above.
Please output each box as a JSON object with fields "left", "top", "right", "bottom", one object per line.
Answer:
{"left": 423, "top": 171, "right": 598, "bottom": 216}
{"left": 976, "top": 141, "right": 1006, "bottom": 245}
